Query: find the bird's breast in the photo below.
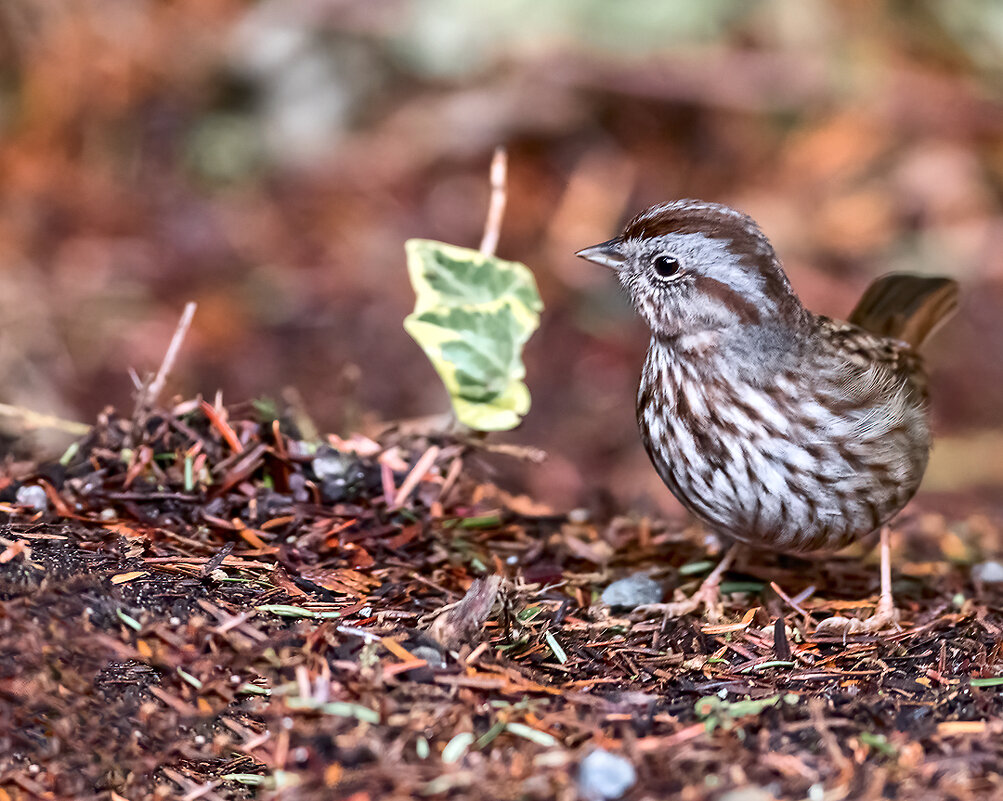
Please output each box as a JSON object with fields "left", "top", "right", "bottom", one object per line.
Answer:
{"left": 637, "top": 345, "right": 930, "bottom": 552}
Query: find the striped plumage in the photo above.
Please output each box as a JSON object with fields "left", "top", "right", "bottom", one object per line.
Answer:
{"left": 579, "top": 199, "right": 958, "bottom": 554}
{"left": 636, "top": 314, "right": 928, "bottom": 552}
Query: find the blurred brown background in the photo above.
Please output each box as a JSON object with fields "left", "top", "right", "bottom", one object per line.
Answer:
{"left": 0, "top": 0, "right": 1001, "bottom": 515}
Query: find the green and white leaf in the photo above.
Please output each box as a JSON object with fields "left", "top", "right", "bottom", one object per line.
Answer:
{"left": 404, "top": 239, "right": 543, "bottom": 431}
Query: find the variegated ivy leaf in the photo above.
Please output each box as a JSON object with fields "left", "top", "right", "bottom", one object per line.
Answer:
{"left": 404, "top": 239, "right": 543, "bottom": 431}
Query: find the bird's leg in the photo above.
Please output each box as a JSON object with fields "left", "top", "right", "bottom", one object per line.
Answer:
{"left": 814, "top": 526, "right": 900, "bottom": 636}
{"left": 864, "top": 525, "right": 899, "bottom": 630}
{"left": 635, "top": 544, "right": 740, "bottom": 623}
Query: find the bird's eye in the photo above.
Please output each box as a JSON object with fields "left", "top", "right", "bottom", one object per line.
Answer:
{"left": 652, "top": 254, "right": 681, "bottom": 279}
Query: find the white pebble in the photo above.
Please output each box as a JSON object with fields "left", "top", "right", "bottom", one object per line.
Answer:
{"left": 578, "top": 749, "right": 636, "bottom": 800}
{"left": 312, "top": 451, "right": 348, "bottom": 480}
{"left": 973, "top": 561, "right": 1003, "bottom": 584}
{"left": 16, "top": 485, "right": 48, "bottom": 511}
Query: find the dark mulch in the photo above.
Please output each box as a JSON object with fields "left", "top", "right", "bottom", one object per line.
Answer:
{"left": 1, "top": 400, "right": 1002, "bottom": 801}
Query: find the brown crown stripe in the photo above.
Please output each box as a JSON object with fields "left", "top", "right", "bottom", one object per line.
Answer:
{"left": 620, "top": 201, "right": 796, "bottom": 309}
{"left": 621, "top": 201, "right": 768, "bottom": 251}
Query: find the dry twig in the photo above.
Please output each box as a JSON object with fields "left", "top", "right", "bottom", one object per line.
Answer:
{"left": 0, "top": 403, "right": 90, "bottom": 436}
{"left": 135, "top": 302, "right": 197, "bottom": 415}
{"left": 479, "top": 147, "right": 508, "bottom": 256}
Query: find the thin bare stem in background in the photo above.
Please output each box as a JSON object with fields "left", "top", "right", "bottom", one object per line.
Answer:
{"left": 479, "top": 147, "right": 508, "bottom": 257}
{"left": 135, "top": 302, "right": 198, "bottom": 416}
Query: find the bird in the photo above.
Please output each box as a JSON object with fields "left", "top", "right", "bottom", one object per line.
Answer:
{"left": 576, "top": 199, "right": 958, "bottom": 633}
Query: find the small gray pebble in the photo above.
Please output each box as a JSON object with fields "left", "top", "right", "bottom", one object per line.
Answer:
{"left": 973, "top": 560, "right": 1003, "bottom": 584}
{"left": 578, "top": 749, "right": 636, "bottom": 800}
{"left": 15, "top": 485, "right": 48, "bottom": 512}
{"left": 601, "top": 573, "right": 662, "bottom": 609}
{"left": 410, "top": 645, "right": 446, "bottom": 669}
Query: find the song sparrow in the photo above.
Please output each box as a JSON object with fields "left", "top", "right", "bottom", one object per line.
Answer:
{"left": 577, "top": 199, "right": 958, "bottom": 632}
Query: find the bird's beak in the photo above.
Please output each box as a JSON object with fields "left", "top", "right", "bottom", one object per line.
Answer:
{"left": 575, "top": 237, "right": 626, "bottom": 270}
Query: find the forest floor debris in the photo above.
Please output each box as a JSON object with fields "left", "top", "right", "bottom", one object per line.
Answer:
{"left": 2, "top": 400, "right": 1002, "bottom": 800}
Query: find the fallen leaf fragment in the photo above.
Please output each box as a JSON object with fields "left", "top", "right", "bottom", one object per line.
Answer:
{"left": 426, "top": 575, "right": 502, "bottom": 649}
{"left": 111, "top": 571, "right": 149, "bottom": 584}
{"left": 702, "top": 607, "right": 758, "bottom": 635}
{"left": 937, "top": 720, "right": 987, "bottom": 736}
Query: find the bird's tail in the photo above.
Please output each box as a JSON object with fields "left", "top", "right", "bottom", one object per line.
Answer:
{"left": 848, "top": 273, "right": 959, "bottom": 349}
